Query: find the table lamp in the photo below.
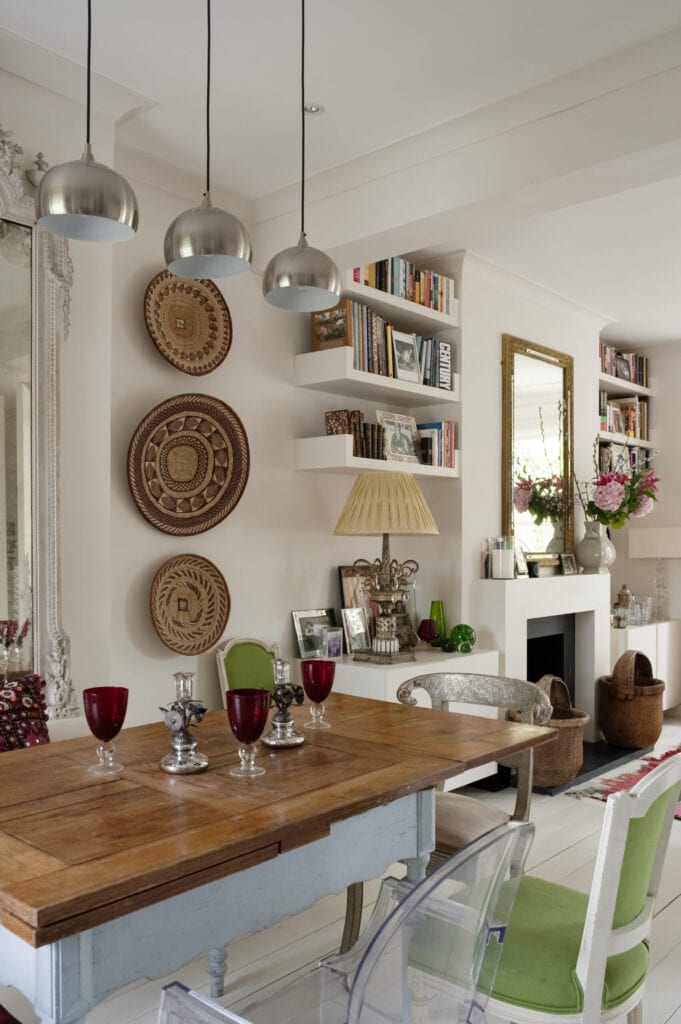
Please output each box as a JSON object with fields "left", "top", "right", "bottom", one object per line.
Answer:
{"left": 333, "top": 472, "right": 439, "bottom": 660}
{"left": 628, "top": 527, "right": 681, "bottom": 621}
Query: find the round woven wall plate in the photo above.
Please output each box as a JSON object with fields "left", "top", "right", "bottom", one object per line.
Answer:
{"left": 150, "top": 554, "right": 230, "bottom": 655}
{"left": 144, "top": 270, "right": 232, "bottom": 376}
{"left": 127, "top": 393, "right": 250, "bottom": 535}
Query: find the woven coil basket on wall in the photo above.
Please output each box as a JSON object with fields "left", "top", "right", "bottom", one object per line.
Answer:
{"left": 597, "top": 650, "right": 664, "bottom": 749}
{"left": 510, "top": 675, "right": 590, "bottom": 788}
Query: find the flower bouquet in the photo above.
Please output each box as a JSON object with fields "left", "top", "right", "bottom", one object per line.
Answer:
{"left": 514, "top": 474, "right": 564, "bottom": 525}
{"left": 577, "top": 466, "right": 660, "bottom": 530}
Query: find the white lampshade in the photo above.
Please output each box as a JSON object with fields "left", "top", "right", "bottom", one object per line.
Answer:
{"left": 629, "top": 528, "right": 681, "bottom": 559}
{"left": 334, "top": 472, "right": 439, "bottom": 537}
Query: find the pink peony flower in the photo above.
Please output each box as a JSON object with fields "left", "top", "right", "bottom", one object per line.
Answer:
{"left": 633, "top": 494, "right": 655, "bottom": 518}
{"left": 593, "top": 479, "right": 626, "bottom": 512}
{"left": 513, "top": 479, "right": 532, "bottom": 513}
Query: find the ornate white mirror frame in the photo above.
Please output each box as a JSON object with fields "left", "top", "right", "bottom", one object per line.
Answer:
{"left": 0, "top": 124, "right": 76, "bottom": 717}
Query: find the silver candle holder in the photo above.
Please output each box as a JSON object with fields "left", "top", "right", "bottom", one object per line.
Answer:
{"left": 261, "top": 658, "right": 305, "bottom": 748}
{"left": 159, "top": 671, "right": 209, "bottom": 774}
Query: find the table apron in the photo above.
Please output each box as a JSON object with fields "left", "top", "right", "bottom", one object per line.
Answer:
{"left": 0, "top": 789, "right": 434, "bottom": 1024}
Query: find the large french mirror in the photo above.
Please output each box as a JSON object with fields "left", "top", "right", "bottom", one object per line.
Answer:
{"left": 0, "top": 124, "right": 75, "bottom": 716}
{"left": 502, "top": 333, "right": 574, "bottom": 555}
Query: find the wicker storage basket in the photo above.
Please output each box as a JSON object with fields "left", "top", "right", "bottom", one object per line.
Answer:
{"left": 510, "top": 675, "right": 590, "bottom": 788}
{"left": 597, "top": 651, "right": 664, "bottom": 749}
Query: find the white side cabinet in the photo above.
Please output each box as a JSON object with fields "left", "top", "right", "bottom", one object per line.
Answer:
{"left": 326, "top": 646, "right": 500, "bottom": 789}
{"left": 610, "top": 619, "right": 681, "bottom": 710}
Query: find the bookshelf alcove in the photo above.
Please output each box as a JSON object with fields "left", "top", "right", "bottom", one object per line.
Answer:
{"left": 294, "top": 265, "right": 461, "bottom": 477}
{"left": 598, "top": 345, "right": 654, "bottom": 472}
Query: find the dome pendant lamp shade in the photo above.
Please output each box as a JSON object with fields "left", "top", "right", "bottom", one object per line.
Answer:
{"left": 163, "top": 0, "right": 252, "bottom": 279}
{"left": 263, "top": 0, "right": 340, "bottom": 312}
{"left": 35, "top": 0, "right": 138, "bottom": 242}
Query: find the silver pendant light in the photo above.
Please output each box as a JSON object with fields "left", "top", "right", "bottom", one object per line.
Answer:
{"left": 36, "top": 0, "right": 138, "bottom": 242}
{"left": 262, "top": 0, "right": 341, "bottom": 312}
{"left": 164, "top": 0, "right": 252, "bottom": 278}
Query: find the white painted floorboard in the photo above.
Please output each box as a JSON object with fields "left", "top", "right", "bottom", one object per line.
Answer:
{"left": 3, "top": 709, "right": 681, "bottom": 1024}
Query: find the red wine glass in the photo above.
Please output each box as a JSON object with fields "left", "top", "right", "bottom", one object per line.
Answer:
{"left": 225, "top": 688, "right": 271, "bottom": 777}
{"left": 83, "top": 686, "right": 129, "bottom": 776}
{"left": 300, "top": 660, "right": 335, "bottom": 729}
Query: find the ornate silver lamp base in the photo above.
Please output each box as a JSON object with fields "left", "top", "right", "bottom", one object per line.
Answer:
{"left": 159, "top": 730, "right": 209, "bottom": 774}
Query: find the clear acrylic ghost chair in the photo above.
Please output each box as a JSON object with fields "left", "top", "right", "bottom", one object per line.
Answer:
{"left": 157, "top": 821, "right": 534, "bottom": 1024}
{"left": 485, "top": 753, "right": 681, "bottom": 1023}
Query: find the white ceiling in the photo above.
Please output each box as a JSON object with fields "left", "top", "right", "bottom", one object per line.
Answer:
{"left": 3, "top": 0, "right": 681, "bottom": 344}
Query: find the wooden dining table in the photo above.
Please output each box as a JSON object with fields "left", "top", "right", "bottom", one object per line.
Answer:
{"left": 0, "top": 692, "right": 555, "bottom": 1024}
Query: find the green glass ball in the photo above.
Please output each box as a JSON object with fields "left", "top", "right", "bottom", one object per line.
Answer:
{"left": 440, "top": 638, "right": 458, "bottom": 653}
{"left": 449, "top": 623, "right": 477, "bottom": 649}
{"left": 457, "top": 641, "right": 473, "bottom": 653}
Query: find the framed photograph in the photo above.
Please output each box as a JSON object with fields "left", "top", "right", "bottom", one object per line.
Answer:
{"left": 515, "top": 544, "right": 528, "bottom": 576}
{"left": 338, "top": 565, "right": 373, "bottom": 609}
{"left": 560, "top": 553, "right": 578, "bottom": 575}
{"left": 341, "top": 607, "right": 371, "bottom": 653}
{"left": 310, "top": 299, "right": 353, "bottom": 351}
{"left": 324, "top": 626, "right": 344, "bottom": 659}
{"left": 376, "top": 410, "right": 419, "bottom": 464}
{"left": 292, "top": 608, "right": 337, "bottom": 658}
{"left": 391, "top": 330, "right": 420, "bottom": 383}
{"left": 614, "top": 354, "right": 631, "bottom": 381}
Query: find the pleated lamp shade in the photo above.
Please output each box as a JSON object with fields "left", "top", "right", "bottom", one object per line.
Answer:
{"left": 333, "top": 472, "right": 439, "bottom": 537}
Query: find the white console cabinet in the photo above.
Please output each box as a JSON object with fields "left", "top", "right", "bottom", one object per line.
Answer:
{"left": 610, "top": 619, "right": 681, "bottom": 710}
{"left": 328, "top": 646, "right": 500, "bottom": 789}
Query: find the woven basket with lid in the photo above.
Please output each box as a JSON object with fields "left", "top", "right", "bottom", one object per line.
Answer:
{"left": 597, "top": 650, "right": 664, "bottom": 749}
{"left": 509, "top": 675, "right": 589, "bottom": 788}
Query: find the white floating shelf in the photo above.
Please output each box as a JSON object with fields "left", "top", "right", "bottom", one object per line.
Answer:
{"left": 342, "top": 273, "right": 460, "bottom": 333}
{"left": 599, "top": 430, "right": 652, "bottom": 449}
{"left": 295, "top": 434, "right": 460, "bottom": 478}
{"left": 599, "top": 372, "right": 652, "bottom": 398}
{"left": 295, "top": 347, "right": 460, "bottom": 407}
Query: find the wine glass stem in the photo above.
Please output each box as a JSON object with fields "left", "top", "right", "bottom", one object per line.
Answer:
{"left": 310, "top": 702, "right": 325, "bottom": 726}
{"left": 97, "top": 741, "right": 116, "bottom": 769}
{"left": 238, "top": 743, "right": 257, "bottom": 771}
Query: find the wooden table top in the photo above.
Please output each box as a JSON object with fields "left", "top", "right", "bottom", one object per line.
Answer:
{"left": 0, "top": 692, "right": 554, "bottom": 947}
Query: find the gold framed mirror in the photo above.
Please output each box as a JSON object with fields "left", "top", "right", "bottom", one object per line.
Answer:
{"left": 502, "top": 334, "right": 574, "bottom": 555}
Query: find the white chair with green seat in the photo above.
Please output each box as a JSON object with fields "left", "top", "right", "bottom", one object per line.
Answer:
{"left": 484, "top": 752, "right": 681, "bottom": 1023}
{"left": 215, "top": 637, "right": 280, "bottom": 707}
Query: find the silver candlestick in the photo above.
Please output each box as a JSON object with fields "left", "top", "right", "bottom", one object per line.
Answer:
{"left": 159, "top": 671, "right": 209, "bottom": 774}
{"left": 261, "top": 658, "right": 305, "bottom": 748}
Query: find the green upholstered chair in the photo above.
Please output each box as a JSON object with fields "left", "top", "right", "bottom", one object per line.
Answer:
{"left": 215, "top": 637, "right": 280, "bottom": 708}
{"left": 484, "top": 752, "right": 681, "bottom": 1024}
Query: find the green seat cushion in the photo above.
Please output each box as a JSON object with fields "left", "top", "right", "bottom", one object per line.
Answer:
{"left": 486, "top": 875, "right": 648, "bottom": 1014}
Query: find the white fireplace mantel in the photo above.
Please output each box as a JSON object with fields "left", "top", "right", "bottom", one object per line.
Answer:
{"left": 477, "top": 575, "right": 611, "bottom": 740}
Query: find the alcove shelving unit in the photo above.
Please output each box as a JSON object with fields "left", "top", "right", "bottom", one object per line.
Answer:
{"left": 598, "top": 368, "right": 654, "bottom": 458}
{"left": 294, "top": 267, "right": 461, "bottom": 477}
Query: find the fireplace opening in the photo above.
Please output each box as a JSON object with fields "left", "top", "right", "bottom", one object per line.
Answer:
{"left": 526, "top": 614, "right": 575, "bottom": 703}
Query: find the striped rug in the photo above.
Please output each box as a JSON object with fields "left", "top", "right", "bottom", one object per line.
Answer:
{"left": 568, "top": 743, "right": 681, "bottom": 818}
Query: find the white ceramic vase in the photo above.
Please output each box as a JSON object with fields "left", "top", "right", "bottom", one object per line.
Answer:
{"left": 575, "top": 520, "right": 616, "bottom": 574}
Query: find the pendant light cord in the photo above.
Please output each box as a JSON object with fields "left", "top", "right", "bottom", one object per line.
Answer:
{"left": 300, "top": 0, "right": 306, "bottom": 238}
{"left": 206, "top": 0, "right": 211, "bottom": 196}
{"left": 86, "top": 0, "right": 92, "bottom": 144}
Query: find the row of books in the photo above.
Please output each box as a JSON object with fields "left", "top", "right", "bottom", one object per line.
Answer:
{"left": 352, "top": 259, "right": 457, "bottom": 316}
{"left": 310, "top": 298, "right": 454, "bottom": 390}
{"left": 598, "top": 442, "right": 652, "bottom": 475}
{"left": 599, "top": 392, "right": 649, "bottom": 440}
{"left": 416, "top": 421, "right": 456, "bottom": 468}
{"left": 599, "top": 342, "right": 649, "bottom": 387}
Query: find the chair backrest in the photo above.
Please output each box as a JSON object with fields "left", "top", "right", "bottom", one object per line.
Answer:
{"left": 575, "top": 752, "right": 681, "bottom": 1020}
{"left": 157, "top": 822, "right": 534, "bottom": 1024}
{"left": 396, "top": 673, "right": 552, "bottom": 820}
{"left": 214, "top": 637, "right": 280, "bottom": 708}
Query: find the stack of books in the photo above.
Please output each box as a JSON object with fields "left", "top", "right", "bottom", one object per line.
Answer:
{"left": 599, "top": 392, "right": 649, "bottom": 439}
{"left": 599, "top": 342, "right": 648, "bottom": 386}
{"left": 352, "top": 259, "right": 457, "bottom": 316}
{"left": 416, "top": 421, "right": 456, "bottom": 468}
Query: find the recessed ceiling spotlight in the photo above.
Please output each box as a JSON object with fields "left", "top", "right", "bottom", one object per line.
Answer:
{"left": 304, "top": 102, "right": 324, "bottom": 115}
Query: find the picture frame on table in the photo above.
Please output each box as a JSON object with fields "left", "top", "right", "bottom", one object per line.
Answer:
{"left": 376, "top": 410, "right": 419, "bottom": 464}
{"left": 614, "top": 354, "right": 631, "bottom": 381}
{"left": 338, "top": 565, "right": 373, "bottom": 609}
{"left": 560, "top": 553, "right": 578, "bottom": 575}
{"left": 341, "top": 607, "right": 371, "bottom": 653}
{"left": 325, "top": 626, "right": 344, "bottom": 659}
{"left": 391, "top": 330, "right": 420, "bottom": 384}
{"left": 292, "top": 608, "right": 337, "bottom": 658}
{"left": 515, "top": 544, "right": 529, "bottom": 576}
